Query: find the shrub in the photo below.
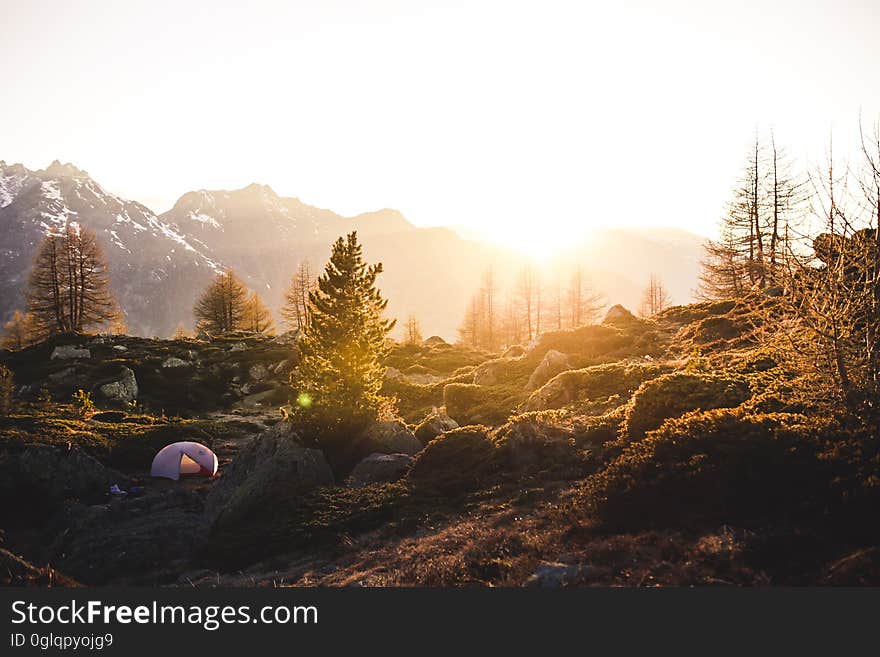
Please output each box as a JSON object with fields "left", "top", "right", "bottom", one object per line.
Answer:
{"left": 572, "top": 406, "right": 627, "bottom": 446}
{"left": 0, "top": 365, "right": 14, "bottom": 414}
{"left": 406, "top": 426, "right": 496, "bottom": 494}
{"left": 526, "top": 361, "right": 673, "bottom": 412}
{"left": 589, "top": 409, "right": 833, "bottom": 529}
{"left": 71, "top": 389, "right": 95, "bottom": 418}
{"left": 443, "top": 383, "right": 523, "bottom": 426}
{"left": 623, "top": 371, "right": 752, "bottom": 441}
{"left": 490, "top": 412, "right": 577, "bottom": 471}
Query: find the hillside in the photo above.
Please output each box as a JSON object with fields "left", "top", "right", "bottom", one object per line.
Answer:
{"left": 1, "top": 160, "right": 705, "bottom": 340}
{"left": 1, "top": 296, "right": 877, "bottom": 587}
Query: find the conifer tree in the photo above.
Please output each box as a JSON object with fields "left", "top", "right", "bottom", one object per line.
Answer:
{"left": 289, "top": 232, "right": 396, "bottom": 470}
{"left": 2, "top": 311, "right": 37, "bottom": 351}
{"left": 26, "top": 224, "right": 118, "bottom": 337}
{"left": 243, "top": 291, "right": 275, "bottom": 334}
{"left": 193, "top": 269, "right": 249, "bottom": 335}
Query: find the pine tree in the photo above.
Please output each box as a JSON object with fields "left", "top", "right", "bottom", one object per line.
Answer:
{"left": 289, "top": 232, "right": 396, "bottom": 471}
{"left": 243, "top": 291, "right": 275, "bottom": 334}
{"left": 193, "top": 269, "right": 249, "bottom": 335}
{"left": 26, "top": 224, "right": 118, "bottom": 337}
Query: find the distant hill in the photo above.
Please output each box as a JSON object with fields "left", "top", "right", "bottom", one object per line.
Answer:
{"left": 0, "top": 160, "right": 706, "bottom": 339}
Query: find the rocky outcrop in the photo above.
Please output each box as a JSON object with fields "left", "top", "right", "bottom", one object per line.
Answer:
{"left": 602, "top": 304, "right": 637, "bottom": 325}
{"left": 473, "top": 357, "right": 519, "bottom": 386}
{"left": 413, "top": 408, "right": 459, "bottom": 445}
{"left": 348, "top": 453, "right": 414, "bottom": 487}
{"left": 205, "top": 423, "right": 334, "bottom": 526}
{"left": 95, "top": 367, "right": 138, "bottom": 405}
{"left": 360, "top": 420, "right": 422, "bottom": 456}
{"left": 525, "top": 349, "right": 570, "bottom": 391}
{"left": 423, "top": 336, "right": 447, "bottom": 347}
{"left": 162, "top": 356, "right": 189, "bottom": 368}
{"left": 0, "top": 445, "right": 125, "bottom": 527}
{"left": 51, "top": 346, "right": 90, "bottom": 360}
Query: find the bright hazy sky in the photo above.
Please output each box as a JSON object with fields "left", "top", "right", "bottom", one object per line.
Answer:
{"left": 3, "top": 0, "right": 879, "bottom": 253}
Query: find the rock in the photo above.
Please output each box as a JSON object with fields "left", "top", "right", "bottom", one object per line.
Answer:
{"left": 0, "top": 445, "right": 125, "bottom": 527}
{"left": 51, "top": 346, "right": 90, "bottom": 360}
{"left": 423, "top": 335, "right": 448, "bottom": 347}
{"left": 272, "top": 330, "right": 300, "bottom": 346}
{"left": 602, "top": 304, "right": 637, "bottom": 325}
{"left": 195, "top": 331, "right": 212, "bottom": 341}
{"left": 524, "top": 561, "right": 584, "bottom": 588}
{"left": 273, "top": 359, "right": 292, "bottom": 375}
{"left": 48, "top": 366, "right": 78, "bottom": 385}
{"left": 205, "top": 423, "right": 334, "bottom": 525}
{"left": 492, "top": 414, "right": 575, "bottom": 468}
{"left": 162, "top": 356, "right": 189, "bottom": 368}
{"left": 229, "top": 342, "right": 247, "bottom": 352}
{"left": 525, "top": 349, "right": 571, "bottom": 391}
{"left": 473, "top": 357, "right": 518, "bottom": 386}
{"left": 360, "top": 419, "right": 423, "bottom": 456}
{"left": 112, "top": 344, "right": 128, "bottom": 352}
{"left": 348, "top": 453, "right": 414, "bottom": 487}
{"left": 248, "top": 364, "right": 269, "bottom": 381}
{"left": 405, "top": 372, "right": 443, "bottom": 385}
{"left": 502, "top": 345, "right": 527, "bottom": 358}
{"left": 414, "top": 408, "right": 459, "bottom": 445}
{"left": 95, "top": 367, "right": 138, "bottom": 404}
{"left": 384, "top": 367, "right": 406, "bottom": 382}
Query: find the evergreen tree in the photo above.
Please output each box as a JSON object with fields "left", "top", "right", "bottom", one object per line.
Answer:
{"left": 289, "top": 232, "right": 396, "bottom": 470}
{"left": 193, "top": 269, "right": 249, "bottom": 335}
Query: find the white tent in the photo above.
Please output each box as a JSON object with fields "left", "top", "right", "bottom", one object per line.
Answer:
{"left": 150, "top": 441, "right": 218, "bottom": 480}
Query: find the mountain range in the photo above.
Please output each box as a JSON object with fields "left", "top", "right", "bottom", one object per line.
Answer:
{"left": 0, "top": 160, "right": 706, "bottom": 340}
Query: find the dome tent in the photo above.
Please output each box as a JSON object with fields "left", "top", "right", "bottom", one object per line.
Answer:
{"left": 150, "top": 442, "right": 218, "bottom": 480}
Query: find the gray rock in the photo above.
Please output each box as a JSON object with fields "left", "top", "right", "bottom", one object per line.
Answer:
{"left": 48, "top": 366, "right": 78, "bottom": 384}
{"left": 414, "top": 408, "right": 459, "bottom": 445}
{"left": 602, "top": 304, "right": 637, "bottom": 324}
{"left": 95, "top": 367, "right": 138, "bottom": 404}
{"left": 361, "top": 419, "right": 422, "bottom": 455}
{"left": 229, "top": 342, "right": 247, "bottom": 352}
{"left": 422, "top": 335, "right": 448, "bottom": 347}
{"left": 112, "top": 344, "right": 128, "bottom": 352}
{"left": 205, "top": 423, "right": 334, "bottom": 525}
{"left": 524, "top": 561, "right": 585, "bottom": 588}
{"left": 502, "top": 344, "right": 527, "bottom": 358}
{"left": 525, "top": 349, "right": 571, "bottom": 391}
{"left": 473, "top": 357, "right": 519, "bottom": 386}
{"left": 272, "top": 330, "right": 301, "bottom": 346}
{"left": 51, "top": 345, "right": 90, "bottom": 360}
{"left": 384, "top": 367, "right": 405, "bottom": 382}
{"left": 348, "top": 453, "right": 414, "bottom": 487}
{"left": 248, "top": 364, "right": 269, "bottom": 381}
{"left": 162, "top": 356, "right": 189, "bottom": 368}
{"left": 405, "top": 372, "right": 443, "bottom": 385}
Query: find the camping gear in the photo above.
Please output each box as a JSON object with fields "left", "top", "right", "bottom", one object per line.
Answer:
{"left": 150, "top": 442, "right": 218, "bottom": 481}
{"left": 109, "top": 484, "right": 127, "bottom": 496}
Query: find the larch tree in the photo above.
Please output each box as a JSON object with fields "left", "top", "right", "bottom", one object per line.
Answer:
{"left": 404, "top": 314, "right": 423, "bottom": 345}
{"left": 2, "top": 310, "right": 37, "bottom": 351}
{"left": 639, "top": 273, "right": 671, "bottom": 318}
{"left": 567, "top": 266, "right": 604, "bottom": 327}
{"left": 193, "top": 269, "right": 249, "bottom": 335}
{"left": 288, "top": 232, "right": 396, "bottom": 471}
{"left": 243, "top": 291, "right": 275, "bottom": 334}
{"left": 26, "top": 224, "right": 118, "bottom": 337}
{"left": 457, "top": 295, "right": 482, "bottom": 348}
{"left": 282, "top": 261, "right": 315, "bottom": 331}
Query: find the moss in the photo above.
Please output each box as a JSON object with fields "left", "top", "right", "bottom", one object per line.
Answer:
{"left": 623, "top": 371, "right": 753, "bottom": 441}
{"left": 656, "top": 300, "right": 737, "bottom": 325}
{"left": 407, "top": 426, "right": 497, "bottom": 495}
{"left": 588, "top": 410, "right": 836, "bottom": 529}
{"left": 572, "top": 406, "right": 627, "bottom": 446}
{"left": 443, "top": 383, "right": 524, "bottom": 426}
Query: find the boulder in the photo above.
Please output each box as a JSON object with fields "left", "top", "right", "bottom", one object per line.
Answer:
{"left": 524, "top": 561, "right": 586, "bottom": 588}
{"left": 48, "top": 366, "right": 78, "bottom": 385}
{"left": 348, "top": 453, "right": 414, "bottom": 487}
{"left": 423, "top": 335, "right": 448, "bottom": 347}
{"left": 95, "top": 367, "right": 138, "bottom": 405}
{"left": 229, "top": 342, "right": 247, "bottom": 352}
{"left": 384, "top": 367, "right": 406, "bottom": 382}
{"left": 491, "top": 414, "right": 576, "bottom": 468}
{"left": 204, "top": 423, "right": 334, "bottom": 525}
{"left": 473, "top": 357, "right": 518, "bottom": 386}
{"left": 502, "top": 345, "right": 527, "bottom": 358}
{"left": 525, "top": 349, "right": 571, "bottom": 391}
{"left": 0, "top": 445, "right": 125, "bottom": 527}
{"left": 272, "top": 330, "right": 301, "bottom": 346}
{"left": 51, "top": 346, "right": 90, "bottom": 360}
{"left": 273, "top": 359, "right": 293, "bottom": 375}
{"left": 162, "top": 356, "right": 189, "bottom": 369}
{"left": 405, "top": 372, "right": 443, "bottom": 385}
{"left": 248, "top": 364, "right": 269, "bottom": 381}
{"left": 413, "top": 408, "right": 459, "bottom": 445}
{"left": 112, "top": 345, "right": 128, "bottom": 352}
{"left": 360, "top": 419, "right": 422, "bottom": 456}
{"left": 602, "top": 304, "right": 637, "bottom": 325}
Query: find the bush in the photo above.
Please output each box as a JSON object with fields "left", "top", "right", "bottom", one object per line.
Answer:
{"left": 71, "top": 389, "right": 95, "bottom": 418}
{"left": 443, "top": 383, "right": 523, "bottom": 426}
{"left": 525, "top": 361, "right": 672, "bottom": 412}
{"left": 589, "top": 410, "right": 833, "bottom": 529}
{"left": 490, "top": 412, "right": 577, "bottom": 471}
{"left": 406, "top": 426, "right": 496, "bottom": 495}
{"left": 623, "top": 371, "right": 752, "bottom": 441}
{"left": 572, "top": 406, "right": 627, "bottom": 446}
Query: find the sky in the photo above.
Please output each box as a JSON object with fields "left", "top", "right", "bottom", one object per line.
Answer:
{"left": 2, "top": 0, "right": 880, "bottom": 254}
